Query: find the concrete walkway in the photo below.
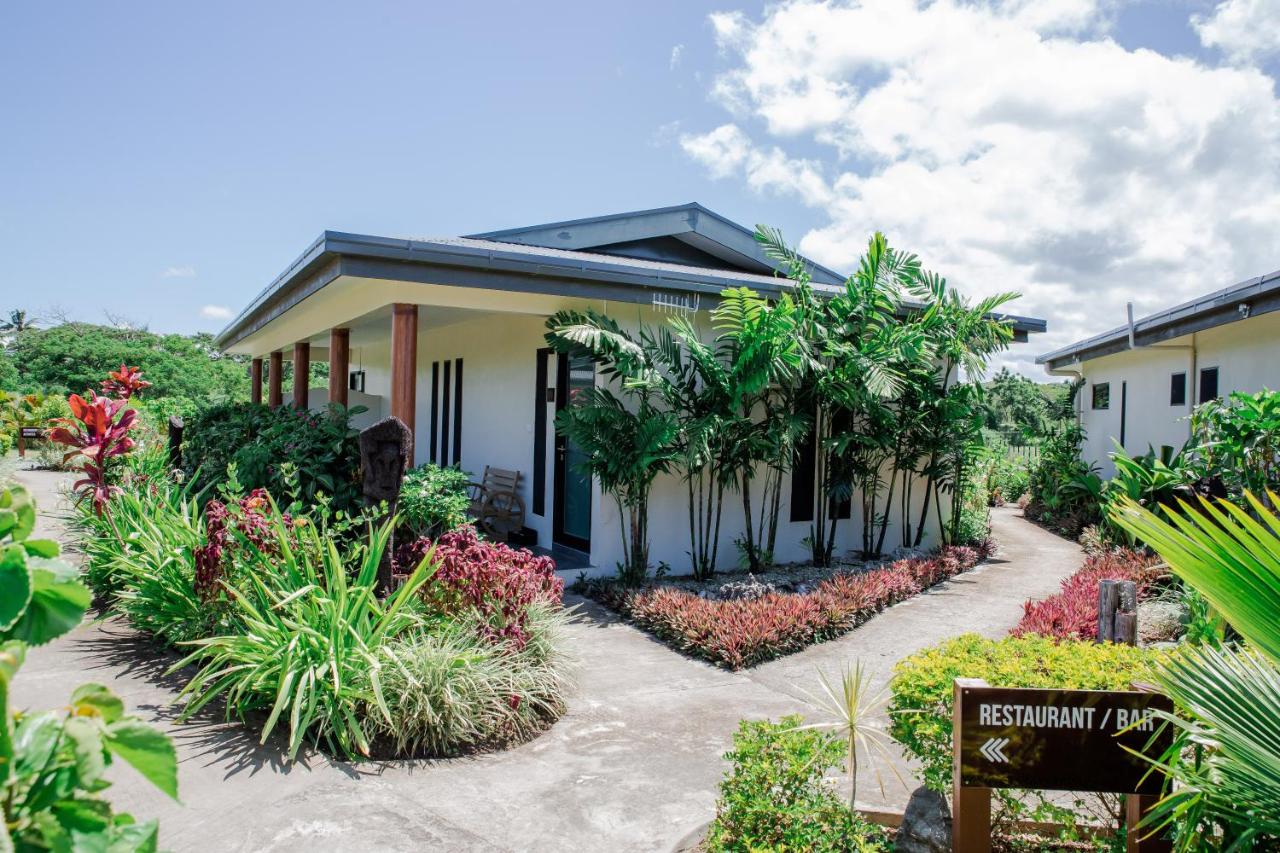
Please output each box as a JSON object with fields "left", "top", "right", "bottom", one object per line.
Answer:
{"left": 10, "top": 467, "right": 1080, "bottom": 852}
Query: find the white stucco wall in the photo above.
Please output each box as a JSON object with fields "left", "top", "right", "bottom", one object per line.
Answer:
{"left": 1068, "top": 310, "right": 1280, "bottom": 478}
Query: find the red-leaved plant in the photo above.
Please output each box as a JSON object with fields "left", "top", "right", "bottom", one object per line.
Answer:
{"left": 1011, "top": 549, "right": 1162, "bottom": 641}
{"left": 395, "top": 525, "right": 563, "bottom": 648}
{"left": 101, "top": 364, "right": 152, "bottom": 400}
{"left": 603, "top": 544, "right": 988, "bottom": 670}
{"left": 48, "top": 392, "right": 139, "bottom": 513}
{"left": 193, "top": 489, "right": 286, "bottom": 602}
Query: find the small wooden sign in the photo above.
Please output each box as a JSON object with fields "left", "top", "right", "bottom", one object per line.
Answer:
{"left": 952, "top": 678, "right": 1173, "bottom": 853}
{"left": 19, "top": 427, "right": 42, "bottom": 439}
{"left": 957, "top": 683, "right": 1172, "bottom": 794}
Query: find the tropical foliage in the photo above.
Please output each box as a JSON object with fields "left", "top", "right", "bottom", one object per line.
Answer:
{"left": 1112, "top": 492, "right": 1280, "bottom": 849}
{"left": 1, "top": 485, "right": 178, "bottom": 851}
{"left": 546, "top": 228, "right": 1018, "bottom": 583}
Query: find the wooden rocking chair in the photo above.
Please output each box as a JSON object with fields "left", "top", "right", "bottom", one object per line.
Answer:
{"left": 467, "top": 466, "right": 526, "bottom": 539}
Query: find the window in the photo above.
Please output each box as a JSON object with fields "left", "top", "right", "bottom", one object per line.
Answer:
{"left": 348, "top": 370, "right": 365, "bottom": 393}
{"left": 1170, "top": 372, "right": 1186, "bottom": 406}
{"left": 1199, "top": 367, "right": 1219, "bottom": 404}
{"left": 1091, "top": 382, "right": 1110, "bottom": 410}
{"left": 428, "top": 358, "right": 464, "bottom": 465}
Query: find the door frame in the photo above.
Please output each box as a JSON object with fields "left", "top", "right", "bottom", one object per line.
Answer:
{"left": 552, "top": 352, "right": 592, "bottom": 552}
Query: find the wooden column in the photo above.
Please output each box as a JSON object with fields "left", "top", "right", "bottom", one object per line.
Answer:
{"left": 268, "top": 352, "right": 283, "bottom": 408}
{"left": 391, "top": 304, "right": 418, "bottom": 454}
{"left": 292, "top": 342, "right": 310, "bottom": 410}
{"left": 329, "top": 328, "right": 350, "bottom": 409}
{"left": 952, "top": 678, "right": 992, "bottom": 852}
{"left": 250, "top": 357, "right": 263, "bottom": 405}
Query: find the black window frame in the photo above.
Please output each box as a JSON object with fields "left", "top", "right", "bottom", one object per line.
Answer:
{"left": 1170, "top": 372, "right": 1186, "bottom": 407}
{"left": 1091, "top": 382, "right": 1110, "bottom": 411}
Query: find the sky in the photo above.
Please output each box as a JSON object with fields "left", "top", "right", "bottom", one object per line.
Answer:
{"left": 2, "top": 0, "right": 1278, "bottom": 378}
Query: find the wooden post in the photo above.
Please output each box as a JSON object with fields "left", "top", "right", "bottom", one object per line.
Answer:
{"left": 292, "top": 342, "right": 310, "bottom": 410}
{"left": 391, "top": 304, "right": 418, "bottom": 456}
{"left": 1101, "top": 579, "right": 1139, "bottom": 645}
{"left": 16, "top": 431, "right": 24, "bottom": 458}
{"left": 167, "top": 416, "right": 184, "bottom": 471}
{"left": 1125, "top": 794, "right": 1171, "bottom": 852}
{"left": 1098, "top": 579, "right": 1119, "bottom": 643}
{"left": 250, "top": 357, "right": 263, "bottom": 405}
{"left": 952, "top": 678, "right": 992, "bottom": 853}
{"left": 329, "top": 328, "right": 350, "bottom": 409}
{"left": 268, "top": 351, "right": 283, "bottom": 408}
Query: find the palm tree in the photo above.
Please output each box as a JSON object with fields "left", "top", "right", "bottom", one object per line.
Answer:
{"left": 0, "top": 309, "right": 35, "bottom": 334}
{"left": 1112, "top": 492, "right": 1280, "bottom": 849}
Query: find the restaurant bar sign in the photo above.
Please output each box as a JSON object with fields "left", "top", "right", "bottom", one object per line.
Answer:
{"left": 952, "top": 678, "right": 1174, "bottom": 852}
{"left": 958, "top": 682, "right": 1172, "bottom": 793}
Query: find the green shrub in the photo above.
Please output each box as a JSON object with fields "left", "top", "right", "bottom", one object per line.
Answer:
{"left": 1025, "top": 425, "right": 1102, "bottom": 537}
{"left": 706, "top": 716, "right": 888, "bottom": 852}
{"left": 181, "top": 401, "right": 364, "bottom": 510}
{"left": 363, "top": 602, "right": 574, "bottom": 756}
{"left": 399, "top": 463, "right": 472, "bottom": 538}
{"left": 890, "top": 634, "right": 1161, "bottom": 793}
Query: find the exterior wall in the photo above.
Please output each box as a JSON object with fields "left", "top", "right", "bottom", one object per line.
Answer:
{"left": 320, "top": 306, "right": 949, "bottom": 577}
{"left": 1069, "top": 310, "right": 1280, "bottom": 478}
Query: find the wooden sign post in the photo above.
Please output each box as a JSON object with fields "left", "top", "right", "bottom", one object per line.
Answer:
{"left": 953, "top": 678, "right": 1172, "bottom": 853}
{"left": 17, "top": 426, "right": 42, "bottom": 458}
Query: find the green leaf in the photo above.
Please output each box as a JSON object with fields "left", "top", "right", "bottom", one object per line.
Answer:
{"left": 63, "top": 717, "right": 108, "bottom": 787}
{"left": 104, "top": 719, "right": 179, "bottom": 801}
{"left": 3, "top": 568, "right": 91, "bottom": 646}
{"left": 71, "top": 683, "right": 125, "bottom": 724}
{"left": 107, "top": 818, "right": 159, "bottom": 853}
{"left": 23, "top": 538, "right": 62, "bottom": 559}
{"left": 0, "top": 543, "right": 33, "bottom": 631}
{"left": 13, "top": 712, "right": 62, "bottom": 776}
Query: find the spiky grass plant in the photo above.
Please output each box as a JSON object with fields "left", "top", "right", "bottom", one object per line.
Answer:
{"left": 797, "top": 660, "right": 903, "bottom": 812}
{"left": 363, "top": 602, "right": 576, "bottom": 756}
{"left": 170, "top": 500, "right": 438, "bottom": 761}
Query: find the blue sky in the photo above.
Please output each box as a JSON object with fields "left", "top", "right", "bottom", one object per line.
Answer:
{"left": 3, "top": 1, "right": 1278, "bottom": 375}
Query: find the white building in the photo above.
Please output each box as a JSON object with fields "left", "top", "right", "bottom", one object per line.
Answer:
{"left": 1037, "top": 269, "right": 1280, "bottom": 478}
{"left": 216, "top": 204, "right": 1045, "bottom": 574}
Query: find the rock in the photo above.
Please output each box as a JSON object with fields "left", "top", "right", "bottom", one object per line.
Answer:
{"left": 896, "top": 786, "right": 951, "bottom": 853}
{"left": 1138, "top": 600, "right": 1187, "bottom": 644}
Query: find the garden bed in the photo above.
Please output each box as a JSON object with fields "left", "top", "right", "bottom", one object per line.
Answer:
{"left": 575, "top": 544, "right": 991, "bottom": 670}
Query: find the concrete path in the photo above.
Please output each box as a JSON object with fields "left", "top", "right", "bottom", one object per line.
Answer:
{"left": 9, "top": 467, "right": 1080, "bottom": 853}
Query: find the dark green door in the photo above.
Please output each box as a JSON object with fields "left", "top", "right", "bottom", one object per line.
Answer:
{"left": 553, "top": 352, "right": 593, "bottom": 552}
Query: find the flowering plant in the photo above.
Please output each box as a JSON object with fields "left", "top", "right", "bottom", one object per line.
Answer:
{"left": 193, "top": 488, "right": 285, "bottom": 601}
{"left": 48, "top": 392, "right": 139, "bottom": 513}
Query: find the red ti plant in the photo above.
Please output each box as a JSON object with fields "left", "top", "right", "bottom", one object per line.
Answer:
{"left": 48, "top": 392, "right": 138, "bottom": 513}
{"left": 101, "top": 364, "right": 151, "bottom": 400}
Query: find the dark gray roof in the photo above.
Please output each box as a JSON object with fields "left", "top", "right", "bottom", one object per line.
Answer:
{"left": 467, "top": 202, "right": 848, "bottom": 286}
{"left": 1037, "top": 267, "right": 1280, "bottom": 370}
{"left": 214, "top": 205, "right": 1047, "bottom": 350}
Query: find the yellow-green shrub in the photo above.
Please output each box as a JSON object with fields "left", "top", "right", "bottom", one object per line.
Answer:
{"left": 890, "top": 634, "right": 1162, "bottom": 793}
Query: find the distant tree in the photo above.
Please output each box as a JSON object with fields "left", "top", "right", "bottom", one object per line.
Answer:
{"left": 981, "top": 367, "right": 1072, "bottom": 440}
{"left": 0, "top": 349, "right": 18, "bottom": 390}
{"left": 12, "top": 323, "right": 251, "bottom": 403}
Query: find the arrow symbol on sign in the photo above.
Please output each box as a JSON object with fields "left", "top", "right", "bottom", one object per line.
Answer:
{"left": 980, "top": 737, "right": 1010, "bottom": 763}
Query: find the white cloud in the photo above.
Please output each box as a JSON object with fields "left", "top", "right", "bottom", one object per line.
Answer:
{"left": 1194, "top": 0, "right": 1280, "bottom": 63}
{"left": 670, "top": 43, "right": 685, "bottom": 70}
{"left": 200, "top": 305, "right": 232, "bottom": 321}
{"left": 161, "top": 265, "right": 196, "bottom": 278}
{"left": 681, "top": 0, "right": 1280, "bottom": 376}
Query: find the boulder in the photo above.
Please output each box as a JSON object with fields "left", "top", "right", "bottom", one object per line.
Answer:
{"left": 896, "top": 786, "right": 951, "bottom": 853}
{"left": 1138, "top": 600, "right": 1187, "bottom": 645}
